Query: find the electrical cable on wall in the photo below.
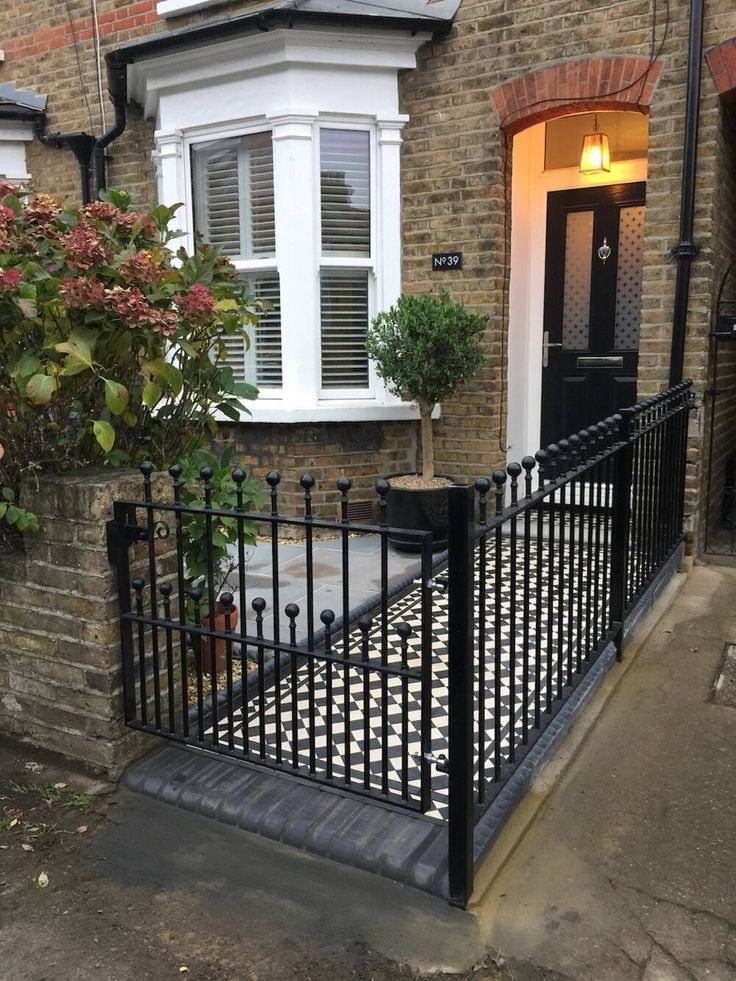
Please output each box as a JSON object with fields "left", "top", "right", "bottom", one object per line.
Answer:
{"left": 91, "top": 0, "right": 107, "bottom": 133}
{"left": 63, "top": 0, "right": 95, "bottom": 134}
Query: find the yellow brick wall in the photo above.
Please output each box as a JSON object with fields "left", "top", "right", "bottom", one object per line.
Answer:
{"left": 2, "top": 0, "right": 736, "bottom": 547}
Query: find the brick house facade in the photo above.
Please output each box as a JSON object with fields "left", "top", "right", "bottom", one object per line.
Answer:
{"left": 1, "top": 0, "right": 736, "bottom": 548}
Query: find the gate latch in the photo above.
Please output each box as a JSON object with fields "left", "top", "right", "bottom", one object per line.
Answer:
{"left": 412, "top": 577, "right": 448, "bottom": 594}
{"left": 415, "top": 751, "right": 449, "bottom": 773}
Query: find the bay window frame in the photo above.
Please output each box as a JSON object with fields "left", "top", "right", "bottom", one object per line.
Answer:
{"left": 137, "top": 25, "right": 429, "bottom": 422}
{"left": 187, "top": 123, "right": 283, "bottom": 399}
{"left": 317, "top": 120, "right": 378, "bottom": 400}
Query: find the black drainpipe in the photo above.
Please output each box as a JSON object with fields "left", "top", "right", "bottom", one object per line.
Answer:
{"left": 34, "top": 121, "right": 96, "bottom": 204}
{"left": 91, "top": 54, "right": 128, "bottom": 199}
{"left": 669, "top": 0, "right": 705, "bottom": 387}
{"left": 33, "top": 55, "right": 128, "bottom": 205}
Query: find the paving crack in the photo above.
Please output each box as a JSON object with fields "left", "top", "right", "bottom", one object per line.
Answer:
{"left": 607, "top": 878, "right": 736, "bottom": 935}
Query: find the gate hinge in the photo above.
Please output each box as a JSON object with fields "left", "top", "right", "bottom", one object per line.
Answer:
{"left": 105, "top": 515, "right": 148, "bottom": 563}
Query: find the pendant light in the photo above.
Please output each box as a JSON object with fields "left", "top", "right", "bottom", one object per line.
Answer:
{"left": 579, "top": 113, "right": 611, "bottom": 174}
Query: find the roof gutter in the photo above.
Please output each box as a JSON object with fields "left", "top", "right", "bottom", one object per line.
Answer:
{"left": 88, "top": 3, "right": 448, "bottom": 200}
{"left": 110, "top": 4, "right": 452, "bottom": 68}
{"left": 0, "top": 104, "right": 45, "bottom": 123}
{"left": 669, "top": 0, "right": 705, "bottom": 387}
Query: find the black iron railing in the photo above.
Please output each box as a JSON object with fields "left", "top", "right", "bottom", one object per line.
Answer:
{"left": 107, "top": 474, "right": 435, "bottom": 813}
{"left": 108, "top": 382, "right": 692, "bottom": 908}
{"left": 446, "top": 381, "right": 692, "bottom": 906}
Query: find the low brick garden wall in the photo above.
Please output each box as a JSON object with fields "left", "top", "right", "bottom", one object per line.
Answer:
{"left": 0, "top": 470, "right": 169, "bottom": 779}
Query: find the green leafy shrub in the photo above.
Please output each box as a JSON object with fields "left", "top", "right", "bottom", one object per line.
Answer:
{"left": 0, "top": 183, "right": 259, "bottom": 545}
{"left": 175, "top": 447, "right": 265, "bottom": 618}
{"left": 365, "top": 291, "right": 487, "bottom": 480}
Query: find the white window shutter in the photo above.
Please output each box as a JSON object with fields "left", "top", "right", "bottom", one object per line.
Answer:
{"left": 193, "top": 133, "right": 281, "bottom": 389}
{"left": 250, "top": 273, "right": 282, "bottom": 387}
{"left": 320, "top": 271, "right": 370, "bottom": 389}
{"left": 193, "top": 140, "right": 241, "bottom": 255}
{"left": 193, "top": 133, "right": 275, "bottom": 260}
{"left": 320, "top": 129, "right": 370, "bottom": 257}
{"left": 244, "top": 132, "right": 276, "bottom": 258}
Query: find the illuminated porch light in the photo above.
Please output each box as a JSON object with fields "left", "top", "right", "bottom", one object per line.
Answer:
{"left": 579, "top": 114, "right": 610, "bottom": 174}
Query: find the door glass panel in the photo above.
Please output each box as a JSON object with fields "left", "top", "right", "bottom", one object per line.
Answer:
{"left": 614, "top": 205, "right": 645, "bottom": 350}
{"left": 562, "top": 210, "right": 594, "bottom": 350}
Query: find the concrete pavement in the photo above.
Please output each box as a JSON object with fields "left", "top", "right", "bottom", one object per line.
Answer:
{"left": 48, "top": 560, "right": 736, "bottom": 979}
{"left": 476, "top": 561, "right": 736, "bottom": 980}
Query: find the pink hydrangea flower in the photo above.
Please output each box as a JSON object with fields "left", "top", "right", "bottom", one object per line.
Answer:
{"left": 115, "top": 211, "right": 158, "bottom": 238}
{"left": 101, "top": 285, "right": 179, "bottom": 336}
{"left": 61, "top": 221, "right": 113, "bottom": 271}
{"left": 119, "top": 250, "right": 165, "bottom": 287}
{"left": 81, "top": 202, "right": 121, "bottom": 223}
{"left": 0, "top": 268, "right": 22, "bottom": 292}
{"left": 25, "top": 194, "right": 61, "bottom": 229}
{"left": 0, "top": 204, "right": 17, "bottom": 227}
{"left": 103, "top": 285, "right": 155, "bottom": 324}
{"left": 60, "top": 276, "right": 105, "bottom": 308}
{"left": 175, "top": 283, "right": 216, "bottom": 322}
{"left": 0, "top": 180, "right": 19, "bottom": 199}
{"left": 153, "top": 310, "right": 178, "bottom": 337}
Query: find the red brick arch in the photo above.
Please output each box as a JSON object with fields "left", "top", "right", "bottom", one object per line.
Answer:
{"left": 706, "top": 39, "right": 736, "bottom": 98}
{"left": 492, "top": 57, "right": 661, "bottom": 135}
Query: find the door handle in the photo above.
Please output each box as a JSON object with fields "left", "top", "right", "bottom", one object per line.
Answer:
{"left": 543, "top": 331, "right": 563, "bottom": 368}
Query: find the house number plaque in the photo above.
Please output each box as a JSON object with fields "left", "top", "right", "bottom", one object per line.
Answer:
{"left": 432, "top": 251, "right": 463, "bottom": 270}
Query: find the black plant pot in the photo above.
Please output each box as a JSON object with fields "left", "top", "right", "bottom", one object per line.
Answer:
{"left": 385, "top": 473, "right": 453, "bottom": 552}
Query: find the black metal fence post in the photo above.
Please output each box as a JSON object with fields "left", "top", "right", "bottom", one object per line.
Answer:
{"left": 447, "top": 483, "right": 475, "bottom": 908}
{"left": 610, "top": 407, "right": 635, "bottom": 660}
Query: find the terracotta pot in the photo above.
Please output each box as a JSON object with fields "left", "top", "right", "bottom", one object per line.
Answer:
{"left": 201, "top": 604, "right": 239, "bottom": 673}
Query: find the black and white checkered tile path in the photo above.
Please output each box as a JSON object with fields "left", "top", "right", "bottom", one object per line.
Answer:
{"left": 206, "top": 538, "right": 609, "bottom": 822}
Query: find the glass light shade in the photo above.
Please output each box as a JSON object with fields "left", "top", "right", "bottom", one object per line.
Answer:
{"left": 579, "top": 131, "right": 611, "bottom": 174}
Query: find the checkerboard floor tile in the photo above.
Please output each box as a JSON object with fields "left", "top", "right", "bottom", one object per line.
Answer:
{"left": 205, "top": 535, "right": 610, "bottom": 822}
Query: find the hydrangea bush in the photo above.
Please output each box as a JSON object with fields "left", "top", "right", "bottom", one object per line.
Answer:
{"left": 0, "top": 183, "right": 259, "bottom": 546}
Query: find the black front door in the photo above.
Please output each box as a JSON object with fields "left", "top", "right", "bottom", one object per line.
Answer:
{"left": 540, "top": 182, "right": 646, "bottom": 447}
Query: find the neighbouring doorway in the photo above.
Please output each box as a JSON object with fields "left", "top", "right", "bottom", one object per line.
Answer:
{"left": 540, "top": 181, "right": 646, "bottom": 446}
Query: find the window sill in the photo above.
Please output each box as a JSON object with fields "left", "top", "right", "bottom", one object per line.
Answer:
{"left": 214, "top": 401, "right": 440, "bottom": 424}
{"left": 156, "top": 0, "right": 222, "bottom": 16}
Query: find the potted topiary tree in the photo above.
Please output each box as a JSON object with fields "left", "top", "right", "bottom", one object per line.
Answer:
{"left": 365, "top": 290, "right": 487, "bottom": 550}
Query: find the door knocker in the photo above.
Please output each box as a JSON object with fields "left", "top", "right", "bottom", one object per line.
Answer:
{"left": 597, "top": 238, "right": 612, "bottom": 264}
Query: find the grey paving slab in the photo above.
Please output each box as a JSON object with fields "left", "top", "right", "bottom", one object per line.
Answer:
{"left": 223, "top": 534, "right": 421, "bottom": 639}
{"left": 484, "top": 559, "right": 736, "bottom": 981}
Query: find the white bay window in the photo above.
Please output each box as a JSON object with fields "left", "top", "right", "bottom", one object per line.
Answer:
{"left": 319, "top": 128, "right": 372, "bottom": 394}
{"left": 192, "top": 133, "right": 282, "bottom": 389}
{"left": 128, "top": 25, "right": 430, "bottom": 421}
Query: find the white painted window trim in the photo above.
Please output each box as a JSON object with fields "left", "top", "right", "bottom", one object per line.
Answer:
{"left": 0, "top": 121, "right": 34, "bottom": 182}
{"left": 506, "top": 121, "right": 648, "bottom": 464}
{"left": 135, "top": 26, "right": 428, "bottom": 423}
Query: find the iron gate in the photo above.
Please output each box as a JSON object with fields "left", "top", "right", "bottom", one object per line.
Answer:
{"left": 106, "top": 474, "right": 436, "bottom": 813}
